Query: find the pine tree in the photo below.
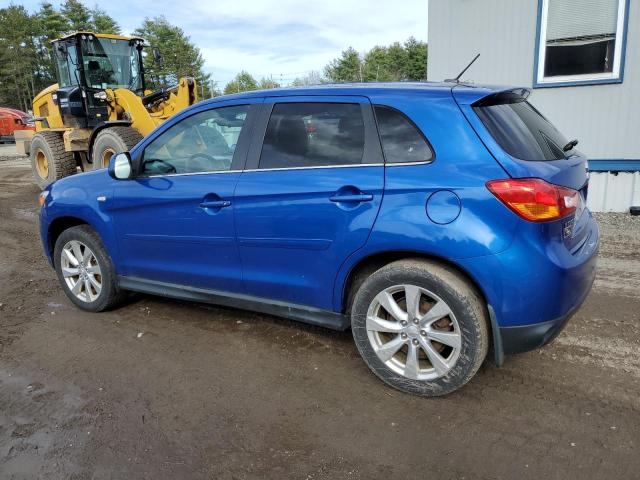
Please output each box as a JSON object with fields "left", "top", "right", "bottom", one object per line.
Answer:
{"left": 224, "top": 71, "right": 258, "bottom": 94}
{"left": 324, "top": 38, "right": 428, "bottom": 84}
{"left": 61, "top": 0, "right": 92, "bottom": 31}
{"left": 404, "top": 37, "right": 428, "bottom": 80}
{"left": 133, "top": 16, "right": 210, "bottom": 91}
{"left": 0, "top": 5, "right": 40, "bottom": 111}
{"left": 258, "top": 77, "right": 280, "bottom": 90}
{"left": 91, "top": 7, "right": 120, "bottom": 34}
{"left": 35, "top": 3, "right": 71, "bottom": 85}
{"left": 323, "top": 47, "right": 362, "bottom": 83}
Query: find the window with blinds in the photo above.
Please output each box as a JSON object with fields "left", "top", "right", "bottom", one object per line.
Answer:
{"left": 536, "top": 0, "right": 628, "bottom": 84}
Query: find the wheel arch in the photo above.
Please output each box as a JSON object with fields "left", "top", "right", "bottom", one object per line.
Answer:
{"left": 337, "top": 249, "right": 503, "bottom": 365}
{"left": 46, "top": 216, "right": 91, "bottom": 258}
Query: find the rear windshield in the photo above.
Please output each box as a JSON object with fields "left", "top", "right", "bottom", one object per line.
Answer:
{"left": 473, "top": 100, "right": 570, "bottom": 161}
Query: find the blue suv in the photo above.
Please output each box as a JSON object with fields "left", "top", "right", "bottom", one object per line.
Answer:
{"left": 39, "top": 83, "right": 599, "bottom": 396}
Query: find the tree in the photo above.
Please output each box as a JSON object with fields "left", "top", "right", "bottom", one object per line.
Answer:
{"left": 323, "top": 47, "right": 362, "bottom": 83}
{"left": 223, "top": 71, "right": 258, "bottom": 94}
{"left": 404, "top": 37, "right": 427, "bottom": 80}
{"left": 61, "top": 0, "right": 92, "bottom": 31}
{"left": 91, "top": 7, "right": 120, "bottom": 34}
{"left": 362, "top": 46, "right": 393, "bottom": 82}
{"left": 291, "top": 70, "right": 324, "bottom": 86}
{"left": 258, "top": 77, "right": 280, "bottom": 90}
{"left": 0, "top": 5, "right": 40, "bottom": 111}
{"left": 133, "top": 16, "right": 209, "bottom": 90}
{"left": 384, "top": 42, "right": 408, "bottom": 80}
{"left": 324, "top": 38, "right": 428, "bottom": 84}
{"left": 35, "top": 3, "right": 71, "bottom": 83}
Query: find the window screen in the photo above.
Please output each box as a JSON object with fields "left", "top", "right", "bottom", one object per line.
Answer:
{"left": 259, "top": 103, "right": 364, "bottom": 169}
{"left": 374, "top": 106, "right": 433, "bottom": 164}
{"left": 473, "top": 101, "right": 571, "bottom": 161}
{"left": 541, "top": 0, "right": 623, "bottom": 79}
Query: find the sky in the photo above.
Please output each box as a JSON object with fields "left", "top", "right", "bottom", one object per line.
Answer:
{"left": 12, "top": 0, "right": 428, "bottom": 88}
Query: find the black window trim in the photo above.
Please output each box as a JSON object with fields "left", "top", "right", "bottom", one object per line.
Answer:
{"left": 243, "top": 98, "right": 384, "bottom": 172}
{"left": 372, "top": 104, "right": 436, "bottom": 166}
{"left": 134, "top": 102, "right": 259, "bottom": 178}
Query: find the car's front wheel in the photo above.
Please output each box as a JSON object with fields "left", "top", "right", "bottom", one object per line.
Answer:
{"left": 351, "top": 259, "right": 489, "bottom": 396}
{"left": 54, "top": 225, "right": 125, "bottom": 312}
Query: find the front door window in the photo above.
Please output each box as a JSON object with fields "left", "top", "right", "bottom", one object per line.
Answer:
{"left": 141, "top": 105, "right": 249, "bottom": 176}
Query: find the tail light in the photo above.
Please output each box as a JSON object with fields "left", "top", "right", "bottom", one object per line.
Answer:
{"left": 486, "top": 178, "right": 579, "bottom": 222}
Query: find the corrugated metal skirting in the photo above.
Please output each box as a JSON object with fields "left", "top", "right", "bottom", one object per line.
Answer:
{"left": 587, "top": 172, "right": 640, "bottom": 212}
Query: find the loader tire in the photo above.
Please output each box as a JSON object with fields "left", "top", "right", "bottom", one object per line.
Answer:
{"left": 30, "top": 132, "right": 77, "bottom": 190}
{"left": 91, "top": 127, "right": 143, "bottom": 170}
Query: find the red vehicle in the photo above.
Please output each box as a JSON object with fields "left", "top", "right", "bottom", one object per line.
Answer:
{"left": 0, "top": 108, "right": 34, "bottom": 143}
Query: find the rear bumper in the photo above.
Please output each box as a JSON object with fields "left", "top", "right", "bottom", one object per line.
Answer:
{"left": 498, "top": 269, "right": 593, "bottom": 354}
{"left": 500, "top": 313, "right": 572, "bottom": 355}
{"left": 459, "top": 210, "right": 599, "bottom": 360}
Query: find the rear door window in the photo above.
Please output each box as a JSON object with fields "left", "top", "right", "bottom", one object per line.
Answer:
{"left": 258, "top": 102, "right": 365, "bottom": 169}
{"left": 374, "top": 106, "right": 433, "bottom": 163}
{"left": 473, "top": 101, "right": 570, "bottom": 161}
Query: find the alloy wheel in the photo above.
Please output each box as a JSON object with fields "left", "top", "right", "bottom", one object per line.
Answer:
{"left": 60, "top": 240, "right": 102, "bottom": 303}
{"left": 366, "top": 284, "right": 461, "bottom": 381}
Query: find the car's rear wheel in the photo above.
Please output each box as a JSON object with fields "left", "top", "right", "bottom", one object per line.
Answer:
{"left": 351, "top": 259, "right": 489, "bottom": 396}
{"left": 54, "top": 225, "right": 125, "bottom": 312}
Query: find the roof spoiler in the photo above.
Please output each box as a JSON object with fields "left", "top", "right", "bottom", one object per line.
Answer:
{"left": 473, "top": 88, "right": 531, "bottom": 107}
{"left": 452, "top": 85, "right": 531, "bottom": 106}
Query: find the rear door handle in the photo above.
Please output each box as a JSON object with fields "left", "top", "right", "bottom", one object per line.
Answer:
{"left": 200, "top": 200, "right": 231, "bottom": 208}
{"left": 329, "top": 194, "right": 374, "bottom": 203}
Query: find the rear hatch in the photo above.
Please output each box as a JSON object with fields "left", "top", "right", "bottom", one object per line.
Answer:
{"left": 453, "top": 85, "right": 590, "bottom": 252}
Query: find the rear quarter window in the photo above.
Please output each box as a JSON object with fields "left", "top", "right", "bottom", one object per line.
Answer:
{"left": 473, "top": 100, "right": 570, "bottom": 161}
{"left": 374, "top": 106, "right": 433, "bottom": 164}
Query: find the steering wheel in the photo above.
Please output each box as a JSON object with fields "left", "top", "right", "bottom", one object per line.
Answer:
{"left": 188, "top": 153, "right": 230, "bottom": 171}
{"left": 143, "top": 158, "right": 177, "bottom": 174}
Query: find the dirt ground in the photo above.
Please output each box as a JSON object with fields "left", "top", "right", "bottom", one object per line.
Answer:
{"left": 1, "top": 158, "right": 639, "bottom": 480}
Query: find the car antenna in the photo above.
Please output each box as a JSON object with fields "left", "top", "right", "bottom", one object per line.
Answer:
{"left": 445, "top": 53, "right": 480, "bottom": 83}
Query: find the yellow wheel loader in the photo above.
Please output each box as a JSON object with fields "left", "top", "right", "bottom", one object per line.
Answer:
{"left": 30, "top": 32, "right": 198, "bottom": 188}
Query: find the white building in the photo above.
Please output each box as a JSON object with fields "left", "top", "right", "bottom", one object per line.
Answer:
{"left": 428, "top": 0, "right": 639, "bottom": 212}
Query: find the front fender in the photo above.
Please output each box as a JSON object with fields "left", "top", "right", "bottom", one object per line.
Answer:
{"left": 41, "top": 171, "right": 120, "bottom": 270}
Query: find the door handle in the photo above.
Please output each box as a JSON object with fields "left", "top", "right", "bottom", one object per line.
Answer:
{"left": 200, "top": 200, "right": 231, "bottom": 208}
{"left": 329, "top": 194, "right": 374, "bottom": 203}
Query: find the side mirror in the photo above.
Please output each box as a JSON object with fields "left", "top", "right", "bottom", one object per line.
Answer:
{"left": 108, "top": 152, "right": 134, "bottom": 180}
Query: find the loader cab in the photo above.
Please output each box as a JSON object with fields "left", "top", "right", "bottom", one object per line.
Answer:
{"left": 53, "top": 32, "right": 145, "bottom": 129}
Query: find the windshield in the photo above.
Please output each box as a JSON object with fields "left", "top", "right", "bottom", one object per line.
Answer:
{"left": 80, "top": 37, "right": 142, "bottom": 91}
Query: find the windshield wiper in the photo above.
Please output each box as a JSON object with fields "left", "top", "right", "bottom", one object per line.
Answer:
{"left": 563, "top": 139, "right": 579, "bottom": 152}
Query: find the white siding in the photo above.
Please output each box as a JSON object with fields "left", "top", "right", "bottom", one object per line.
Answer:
{"left": 428, "top": 0, "right": 640, "bottom": 212}
{"left": 427, "top": 0, "right": 640, "bottom": 160}
{"left": 587, "top": 172, "right": 640, "bottom": 212}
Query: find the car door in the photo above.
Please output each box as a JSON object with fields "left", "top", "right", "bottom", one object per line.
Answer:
{"left": 234, "top": 96, "right": 385, "bottom": 310}
{"left": 110, "top": 100, "right": 261, "bottom": 292}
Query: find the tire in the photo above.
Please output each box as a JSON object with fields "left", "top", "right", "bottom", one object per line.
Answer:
{"left": 91, "top": 126, "right": 143, "bottom": 170}
{"left": 350, "top": 259, "right": 489, "bottom": 396}
{"left": 30, "top": 132, "right": 77, "bottom": 189}
{"left": 53, "top": 225, "right": 125, "bottom": 312}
